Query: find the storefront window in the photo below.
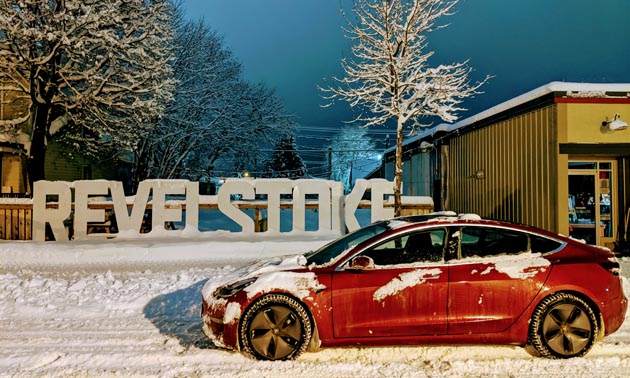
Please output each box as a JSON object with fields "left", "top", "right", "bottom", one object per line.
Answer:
{"left": 568, "top": 161, "right": 614, "bottom": 245}
{"left": 569, "top": 162, "right": 597, "bottom": 169}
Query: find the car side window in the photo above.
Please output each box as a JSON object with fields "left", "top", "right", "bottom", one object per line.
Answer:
{"left": 530, "top": 234, "right": 563, "bottom": 253}
{"left": 361, "top": 229, "right": 446, "bottom": 266}
{"left": 459, "top": 227, "right": 529, "bottom": 258}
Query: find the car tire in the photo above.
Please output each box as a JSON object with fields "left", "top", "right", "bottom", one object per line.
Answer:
{"left": 527, "top": 292, "right": 598, "bottom": 358}
{"left": 239, "top": 294, "right": 312, "bottom": 361}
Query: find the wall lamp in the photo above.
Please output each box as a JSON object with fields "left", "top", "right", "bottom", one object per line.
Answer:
{"left": 468, "top": 170, "right": 485, "bottom": 179}
{"left": 419, "top": 141, "right": 435, "bottom": 153}
{"left": 602, "top": 113, "right": 628, "bottom": 131}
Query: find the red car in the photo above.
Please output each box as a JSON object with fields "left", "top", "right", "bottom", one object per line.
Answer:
{"left": 201, "top": 214, "right": 627, "bottom": 360}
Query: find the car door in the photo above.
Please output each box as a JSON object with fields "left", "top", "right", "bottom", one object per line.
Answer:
{"left": 447, "top": 226, "right": 551, "bottom": 335}
{"left": 331, "top": 228, "right": 448, "bottom": 338}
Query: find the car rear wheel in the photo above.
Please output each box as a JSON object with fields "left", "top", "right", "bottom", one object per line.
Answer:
{"left": 239, "top": 294, "right": 312, "bottom": 360}
{"left": 527, "top": 292, "right": 598, "bottom": 358}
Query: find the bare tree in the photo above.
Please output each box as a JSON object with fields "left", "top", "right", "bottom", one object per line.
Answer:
{"left": 134, "top": 17, "right": 295, "bottom": 184}
{"left": 324, "top": 0, "right": 489, "bottom": 215}
{"left": 0, "top": 0, "right": 176, "bottom": 186}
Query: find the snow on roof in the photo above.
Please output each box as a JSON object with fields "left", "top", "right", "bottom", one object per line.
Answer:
{"left": 386, "top": 81, "right": 630, "bottom": 154}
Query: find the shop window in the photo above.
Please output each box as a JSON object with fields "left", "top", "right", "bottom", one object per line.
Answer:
{"left": 569, "top": 162, "right": 596, "bottom": 169}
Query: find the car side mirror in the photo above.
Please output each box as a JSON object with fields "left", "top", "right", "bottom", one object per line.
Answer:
{"left": 348, "top": 255, "right": 375, "bottom": 271}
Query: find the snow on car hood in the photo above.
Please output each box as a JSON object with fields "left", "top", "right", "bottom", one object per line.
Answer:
{"left": 201, "top": 254, "right": 310, "bottom": 300}
{"left": 244, "top": 271, "right": 326, "bottom": 300}
{"left": 373, "top": 268, "right": 443, "bottom": 302}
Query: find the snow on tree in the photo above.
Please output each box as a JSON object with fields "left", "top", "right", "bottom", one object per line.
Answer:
{"left": 264, "top": 135, "right": 307, "bottom": 179}
{"left": 133, "top": 16, "right": 294, "bottom": 184}
{"left": 323, "top": 0, "right": 489, "bottom": 215}
{"left": 328, "top": 126, "right": 377, "bottom": 193}
{"left": 0, "top": 0, "right": 176, "bottom": 186}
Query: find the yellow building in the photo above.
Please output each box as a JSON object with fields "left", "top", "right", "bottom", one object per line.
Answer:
{"left": 0, "top": 74, "right": 30, "bottom": 194}
{"left": 383, "top": 82, "right": 630, "bottom": 249}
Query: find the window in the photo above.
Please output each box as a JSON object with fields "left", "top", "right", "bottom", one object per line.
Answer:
{"left": 459, "top": 227, "right": 529, "bottom": 258}
{"left": 362, "top": 229, "right": 446, "bottom": 266}
{"left": 530, "top": 235, "right": 562, "bottom": 254}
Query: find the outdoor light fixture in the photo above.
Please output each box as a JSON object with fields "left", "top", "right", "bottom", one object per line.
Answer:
{"left": 602, "top": 113, "right": 628, "bottom": 131}
{"left": 420, "top": 141, "right": 435, "bottom": 153}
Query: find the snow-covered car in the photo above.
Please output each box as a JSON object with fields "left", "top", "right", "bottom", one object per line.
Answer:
{"left": 201, "top": 214, "right": 628, "bottom": 360}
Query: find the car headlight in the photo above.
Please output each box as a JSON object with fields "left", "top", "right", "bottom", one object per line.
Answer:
{"left": 214, "top": 277, "right": 257, "bottom": 298}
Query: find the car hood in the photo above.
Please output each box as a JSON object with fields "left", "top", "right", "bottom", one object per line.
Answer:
{"left": 201, "top": 254, "right": 307, "bottom": 300}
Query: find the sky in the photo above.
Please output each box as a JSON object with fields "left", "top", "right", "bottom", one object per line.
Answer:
{"left": 180, "top": 0, "right": 630, "bottom": 173}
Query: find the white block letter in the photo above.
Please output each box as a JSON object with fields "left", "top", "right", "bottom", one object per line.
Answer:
{"left": 32, "top": 181, "right": 72, "bottom": 241}
{"left": 74, "top": 180, "right": 110, "bottom": 240}
{"left": 218, "top": 179, "right": 255, "bottom": 233}
{"left": 255, "top": 179, "right": 292, "bottom": 233}
{"left": 293, "top": 180, "right": 332, "bottom": 232}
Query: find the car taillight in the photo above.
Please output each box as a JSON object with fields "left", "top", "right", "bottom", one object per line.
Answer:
{"left": 599, "top": 261, "right": 621, "bottom": 276}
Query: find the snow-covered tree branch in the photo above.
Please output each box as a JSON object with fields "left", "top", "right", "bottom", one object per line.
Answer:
{"left": 133, "top": 15, "right": 295, "bottom": 184}
{"left": 323, "top": 0, "right": 489, "bottom": 215}
{"left": 328, "top": 126, "right": 378, "bottom": 192}
{"left": 0, "top": 0, "right": 176, "bottom": 185}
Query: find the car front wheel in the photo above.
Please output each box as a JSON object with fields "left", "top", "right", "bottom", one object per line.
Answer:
{"left": 239, "top": 294, "right": 312, "bottom": 360}
{"left": 527, "top": 292, "right": 598, "bottom": 358}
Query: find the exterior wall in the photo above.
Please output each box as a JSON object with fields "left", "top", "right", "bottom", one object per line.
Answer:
{"left": 45, "top": 140, "right": 117, "bottom": 182}
{"left": 408, "top": 153, "right": 433, "bottom": 196}
{"left": 386, "top": 148, "right": 434, "bottom": 197}
{"left": 559, "top": 102, "right": 630, "bottom": 143}
{"left": 384, "top": 161, "right": 395, "bottom": 182}
{"left": 2, "top": 154, "right": 26, "bottom": 193}
{"left": 555, "top": 101, "right": 630, "bottom": 243}
{"left": 0, "top": 76, "right": 30, "bottom": 122}
{"left": 447, "top": 105, "right": 558, "bottom": 232}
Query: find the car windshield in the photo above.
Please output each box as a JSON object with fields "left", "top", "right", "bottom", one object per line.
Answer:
{"left": 305, "top": 222, "right": 390, "bottom": 266}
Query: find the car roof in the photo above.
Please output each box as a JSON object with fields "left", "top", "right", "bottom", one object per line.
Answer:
{"left": 386, "top": 213, "right": 566, "bottom": 240}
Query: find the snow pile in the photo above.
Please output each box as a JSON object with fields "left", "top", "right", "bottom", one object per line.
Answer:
{"left": 0, "top": 239, "right": 629, "bottom": 377}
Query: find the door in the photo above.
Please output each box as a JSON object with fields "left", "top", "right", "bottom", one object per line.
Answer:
{"left": 568, "top": 161, "right": 616, "bottom": 246}
{"left": 447, "top": 226, "right": 550, "bottom": 335}
{"left": 331, "top": 229, "right": 448, "bottom": 337}
{"left": 569, "top": 173, "right": 597, "bottom": 244}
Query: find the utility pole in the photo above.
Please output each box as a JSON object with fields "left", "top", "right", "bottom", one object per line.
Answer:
{"left": 327, "top": 147, "right": 332, "bottom": 180}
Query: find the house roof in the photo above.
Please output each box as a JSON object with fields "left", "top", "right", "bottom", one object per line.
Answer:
{"left": 384, "top": 81, "right": 630, "bottom": 155}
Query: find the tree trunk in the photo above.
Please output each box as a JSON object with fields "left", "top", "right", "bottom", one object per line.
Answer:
{"left": 394, "top": 117, "right": 404, "bottom": 217}
{"left": 26, "top": 103, "right": 51, "bottom": 188}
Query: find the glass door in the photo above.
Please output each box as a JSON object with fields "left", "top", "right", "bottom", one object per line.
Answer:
{"left": 568, "top": 161, "right": 615, "bottom": 246}
{"left": 569, "top": 173, "right": 597, "bottom": 244}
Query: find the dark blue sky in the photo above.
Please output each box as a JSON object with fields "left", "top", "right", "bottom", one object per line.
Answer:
{"left": 182, "top": 0, "right": 630, "bottom": 165}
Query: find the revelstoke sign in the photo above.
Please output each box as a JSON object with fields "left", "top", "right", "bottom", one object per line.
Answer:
{"left": 32, "top": 179, "right": 397, "bottom": 241}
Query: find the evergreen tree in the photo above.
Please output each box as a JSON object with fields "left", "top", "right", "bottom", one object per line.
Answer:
{"left": 265, "top": 135, "right": 307, "bottom": 179}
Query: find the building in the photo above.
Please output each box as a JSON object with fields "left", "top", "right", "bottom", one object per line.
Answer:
{"left": 381, "top": 82, "right": 630, "bottom": 249}
{"left": 0, "top": 74, "right": 118, "bottom": 195}
{"left": 0, "top": 74, "right": 31, "bottom": 195}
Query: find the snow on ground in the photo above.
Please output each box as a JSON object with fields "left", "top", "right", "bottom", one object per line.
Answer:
{"left": 1, "top": 234, "right": 630, "bottom": 378}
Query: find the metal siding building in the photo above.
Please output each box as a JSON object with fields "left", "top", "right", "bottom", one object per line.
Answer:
{"left": 382, "top": 82, "right": 630, "bottom": 248}
{"left": 448, "top": 105, "right": 557, "bottom": 232}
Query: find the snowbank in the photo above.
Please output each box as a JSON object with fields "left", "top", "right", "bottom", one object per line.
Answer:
{"left": 0, "top": 237, "right": 629, "bottom": 377}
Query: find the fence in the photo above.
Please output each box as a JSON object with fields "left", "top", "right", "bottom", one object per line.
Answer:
{"left": 0, "top": 200, "right": 435, "bottom": 240}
